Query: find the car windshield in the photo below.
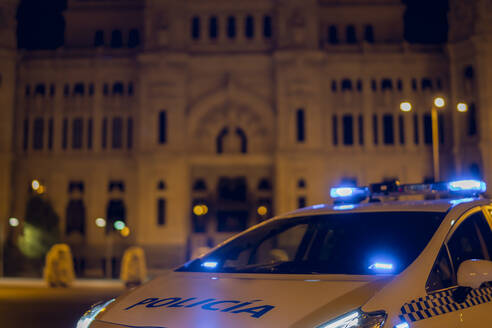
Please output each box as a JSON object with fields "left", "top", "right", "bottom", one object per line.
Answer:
{"left": 177, "top": 211, "right": 446, "bottom": 275}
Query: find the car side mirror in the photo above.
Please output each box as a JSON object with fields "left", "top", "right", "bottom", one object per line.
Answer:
{"left": 457, "top": 259, "right": 492, "bottom": 289}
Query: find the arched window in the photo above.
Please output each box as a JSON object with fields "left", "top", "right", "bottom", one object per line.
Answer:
{"left": 341, "top": 79, "right": 352, "bottom": 91}
{"left": 110, "top": 30, "right": 123, "bottom": 48}
{"left": 112, "top": 82, "right": 124, "bottom": 95}
{"left": 66, "top": 199, "right": 86, "bottom": 235}
{"left": 328, "top": 25, "right": 338, "bottom": 44}
{"left": 106, "top": 199, "right": 126, "bottom": 233}
{"left": 216, "top": 127, "right": 228, "bottom": 154}
{"left": 128, "top": 29, "right": 140, "bottom": 48}
{"left": 381, "top": 79, "right": 393, "bottom": 91}
{"left": 191, "top": 16, "right": 200, "bottom": 40}
{"left": 158, "top": 110, "right": 167, "bottom": 144}
{"left": 346, "top": 25, "right": 356, "bottom": 44}
{"left": 193, "top": 179, "right": 207, "bottom": 191}
{"left": 209, "top": 16, "right": 218, "bottom": 39}
{"left": 364, "top": 25, "right": 374, "bottom": 43}
{"left": 94, "top": 30, "right": 104, "bottom": 47}
{"left": 235, "top": 128, "right": 247, "bottom": 153}
{"left": 227, "top": 16, "right": 236, "bottom": 39}
{"left": 263, "top": 15, "right": 272, "bottom": 38}
{"left": 245, "top": 15, "right": 255, "bottom": 39}
{"left": 296, "top": 109, "right": 305, "bottom": 142}
{"left": 298, "top": 179, "right": 306, "bottom": 189}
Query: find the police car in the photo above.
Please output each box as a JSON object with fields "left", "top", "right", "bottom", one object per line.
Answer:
{"left": 77, "top": 179, "right": 492, "bottom": 328}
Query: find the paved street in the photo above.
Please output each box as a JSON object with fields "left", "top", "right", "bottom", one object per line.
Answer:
{"left": 0, "top": 279, "right": 125, "bottom": 328}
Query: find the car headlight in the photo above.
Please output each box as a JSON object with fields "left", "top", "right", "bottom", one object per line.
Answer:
{"left": 76, "top": 299, "right": 115, "bottom": 328}
{"left": 317, "top": 309, "right": 387, "bottom": 328}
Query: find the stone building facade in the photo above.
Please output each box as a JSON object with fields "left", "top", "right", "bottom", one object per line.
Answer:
{"left": 1, "top": 0, "right": 491, "bottom": 274}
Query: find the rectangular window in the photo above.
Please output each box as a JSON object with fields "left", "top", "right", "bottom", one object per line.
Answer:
{"left": 423, "top": 114, "right": 432, "bottom": 145}
{"left": 332, "top": 115, "right": 338, "bottom": 146}
{"left": 72, "top": 118, "right": 83, "bottom": 149}
{"left": 468, "top": 104, "right": 477, "bottom": 136}
{"left": 127, "top": 118, "right": 133, "bottom": 149}
{"left": 48, "top": 118, "right": 53, "bottom": 150}
{"left": 102, "top": 118, "right": 107, "bottom": 149}
{"left": 23, "top": 119, "right": 29, "bottom": 151}
{"left": 87, "top": 119, "right": 93, "bottom": 149}
{"left": 112, "top": 117, "right": 123, "bottom": 149}
{"left": 372, "top": 114, "right": 378, "bottom": 145}
{"left": 298, "top": 196, "right": 306, "bottom": 209}
{"left": 62, "top": 118, "right": 68, "bottom": 150}
{"left": 413, "top": 114, "right": 419, "bottom": 145}
{"left": 33, "top": 118, "right": 44, "bottom": 150}
{"left": 263, "top": 15, "right": 272, "bottom": 38}
{"left": 439, "top": 114, "right": 444, "bottom": 144}
{"left": 296, "top": 109, "right": 305, "bottom": 142}
{"left": 358, "top": 115, "right": 364, "bottom": 146}
{"left": 342, "top": 115, "right": 353, "bottom": 145}
{"left": 383, "top": 114, "right": 394, "bottom": 145}
{"left": 191, "top": 16, "right": 200, "bottom": 40}
{"left": 399, "top": 115, "right": 405, "bottom": 145}
{"left": 157, "top": 198, "right": 166, "bottom": 226}
{"left": 158, "top": 111, "right": 167, "bottom": 144}
{"left": 209, "top": 16, "right": 218, "bottom": 39}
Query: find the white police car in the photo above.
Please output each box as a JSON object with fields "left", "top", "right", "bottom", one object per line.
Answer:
{"left": 78, "top": 179, "right": 492, "bottom": 328}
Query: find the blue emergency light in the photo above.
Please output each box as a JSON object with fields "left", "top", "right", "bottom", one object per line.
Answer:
{"left": 330, "top": 179, "right": 486, "bottom": 204}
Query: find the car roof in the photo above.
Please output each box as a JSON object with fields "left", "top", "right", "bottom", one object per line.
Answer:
{"left": 282, "top": 197, "right": 492, "bottom": 218}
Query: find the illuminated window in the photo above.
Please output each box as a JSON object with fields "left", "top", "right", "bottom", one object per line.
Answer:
{"left": 157, "top": 198, "right": 166, "bottom": 226}
{"left": 227, "top": 16, "right": 236, "bottom": 39}
{"left": 245, "top": 15, "right": 254, "bottom": 39}
{"left": 94, "top": 30, "right": 104, "bottom": 47}
{"left": 346, "top": 25, "right": 356, "bottom": 44}
{"left": 112, "top": 117, "right": 123, "bottom": 149}
{"left": 110, "top": 30, "right": 123, "bottom": 48}
{"left": 72, "top": 118, "right": 83, "bottom": 149}
{"left": 158, "top": 110, "right": 167, "bottom": 144}
{"left": 33, "top": 118, "right": 44, "bottom": 150}
{"left": 343, "top": 115, "right": 354, "bottom": 145}
{"left": 383, "top": 115, "right": 394, "bottom": 145}
{"left": 263, "top": 15, "right": 272, "bottom": 38}
{"left": 364, "top": 25, "right": 374, "bottom": 43}
{"left": 296, "top": 109, "right": 305, "bottom": 142}
{"left": 209, "top": 16, "right": 218, "bottom": 39}
{"left": 128, "top": 29, "right": 140, "bottom": 48}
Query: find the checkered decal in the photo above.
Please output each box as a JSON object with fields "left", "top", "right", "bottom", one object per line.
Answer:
{"left": 399, "top": 287, "right": 492, "bottom": 322}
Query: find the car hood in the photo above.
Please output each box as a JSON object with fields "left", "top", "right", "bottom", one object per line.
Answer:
{"left": 95, "top": 271, "right": 393, "bottom": 328}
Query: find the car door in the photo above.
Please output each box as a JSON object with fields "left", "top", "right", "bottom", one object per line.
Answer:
{"left": 457, "top": 206, "right": 492, "bottom": 327}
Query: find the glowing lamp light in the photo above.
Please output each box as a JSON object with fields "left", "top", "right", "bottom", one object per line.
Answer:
{"left": 369, "top": 262, "right": 394, "bottom": 271}
{"left": 447, "top": 179, "right": 486, "bottom": 193}
{"left": 330, "top": 187, "right": 354, "bottom": 198}
{"left": 201, "top": 261, "right": 218, "bottom": 269}
{"left": 394, "top": 322, "right": 410, "bottom": 328}
{"left": 8, "top": 217, "right": 19, "bottom": 227}
{"left": 36, "top": 185, "right": 45, "bottom": 195}
{"left": 400, "top": 101, "right": 412, "bottom": 112}
{"left": 457, "top": 102, "right": 468, "bottom": 112}
{"left": 120, "top": 226, "right": 130, "bottom": 237}
{"left": 193, "top": 204, "right": 208, "bottom": 216}
{"left": 333, "top": 204, "right": 355, "bottom": 211}
{"left": 320, "top": 311, "right": 360, "bottom": 328}
{"left": 31, "top": 180, "right": 40, "bottom": 191}
{"left": 433, "top": 97, "right": 445, "bottom": 108}
{"left": 113, "top": 220, "right": 125, "bottom": 231}
{"left": 95, "top": 217, "right": 106, "bottom": 228}
{"left": 257, "top": 205, "right": 268, "bottom": 216}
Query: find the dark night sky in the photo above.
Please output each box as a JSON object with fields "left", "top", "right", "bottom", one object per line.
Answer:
{"left": 16, "top": 0, "right": 449, "bottom": 50}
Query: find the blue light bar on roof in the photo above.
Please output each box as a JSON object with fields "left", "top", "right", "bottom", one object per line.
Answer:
{"left": 330, "top": 187, "right": 369, "bottom": 199}
{"left": 447, "top": 179, "right": 486, "bottom": 193}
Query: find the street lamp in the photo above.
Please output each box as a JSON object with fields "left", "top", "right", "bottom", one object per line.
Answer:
{"left": 400, "top": 98, "right": 466, "bottom": 182}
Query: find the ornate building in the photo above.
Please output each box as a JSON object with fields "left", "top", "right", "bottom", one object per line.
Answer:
{"left": 1, "top": 0, "right": 491, "bottom": 275}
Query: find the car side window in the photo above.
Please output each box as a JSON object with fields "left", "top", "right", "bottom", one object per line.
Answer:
{"left": 447, "top": 212, "right": 491, "bottom": 275}
{"left": 426, "top": 246, "right": 454, "bottom": 292}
